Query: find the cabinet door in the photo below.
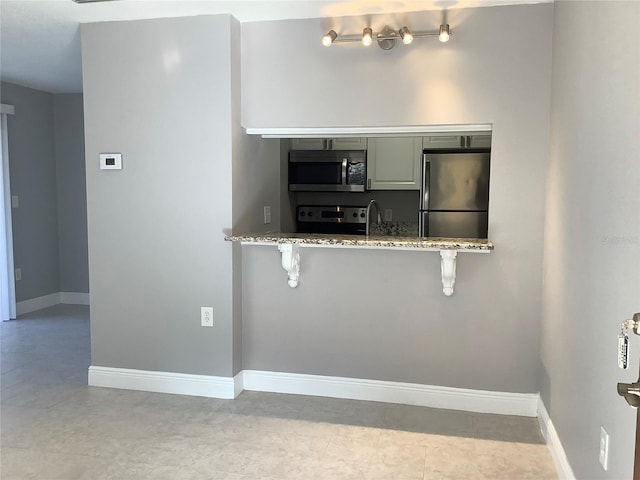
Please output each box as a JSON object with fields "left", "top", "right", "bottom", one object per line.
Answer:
{"left": 367, "top": 137, "right": 422, "bottom": 190}
{"left": 423, "top": 134, "right": 492, "bottom": 149}
{"left": 290, "top": 138, "right": 326, "bottom": 150}
{"left": 329, "top": 137, "right": 367, "bottom": 150}
{"left": 422, "top": 135, "right": 464, "bottom": 149}
{"left": 469, "top": 135, "right": 491, "bottom": 148}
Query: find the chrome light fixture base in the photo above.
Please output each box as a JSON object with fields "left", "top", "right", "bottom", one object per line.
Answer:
{"left": 377, "top": 26, "right": 398, "bottom": 50}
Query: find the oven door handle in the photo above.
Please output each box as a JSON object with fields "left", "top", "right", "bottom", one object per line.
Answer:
{"left": 341, "top": 158, "right": 348, "bottom": 185}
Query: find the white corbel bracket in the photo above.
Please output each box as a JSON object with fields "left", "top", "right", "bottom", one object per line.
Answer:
{"left": 440, "top": 250, "right": 458, "bottom": 296}
{"left": 278, "top": 243, "right": 300, "bottom": 288}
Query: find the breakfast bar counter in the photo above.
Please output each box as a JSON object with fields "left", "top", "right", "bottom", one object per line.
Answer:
{"left": 225, "top": 233, "right": 493, "bottom": 296}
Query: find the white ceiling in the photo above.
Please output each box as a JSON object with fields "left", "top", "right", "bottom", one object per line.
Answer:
{"left": 0, "top": 0, "right": 551, "bottom": 94}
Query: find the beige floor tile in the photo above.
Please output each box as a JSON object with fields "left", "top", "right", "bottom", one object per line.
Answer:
{"left": 384, "top": 404, "right": 475, "bottom": 436}
{"left": 472, "top": 413, "right": 545, "bottom": 444}
{"left": 0, "top": 305, "right": 559, "bottom": 480}
{"left": 1, "top": 447, "right": 96, "bottom": 480}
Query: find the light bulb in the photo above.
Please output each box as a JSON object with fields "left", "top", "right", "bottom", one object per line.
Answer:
{"left": 439, "top": 24, "right": 450, "bottom": 43}
{"left": 399, "top": 27, "right": 413, "bottom": 45}
{"left": 362, "top": 28, "right": 373, "bottom": 46}
{"left": 322, "top": 30, "right": 337, "bottom": 47}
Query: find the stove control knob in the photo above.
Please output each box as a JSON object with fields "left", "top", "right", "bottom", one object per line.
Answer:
{"left": 300, "top": 211, "right": 306, "bottom": 217}
{"left": 308, "top": 212, "right": 313, "bottom": 217}
{"left": 352, "top": 212, "right": 358, "bottom": 218}
{"left": 360, "top": 212, "right": 366, "bottom": 218}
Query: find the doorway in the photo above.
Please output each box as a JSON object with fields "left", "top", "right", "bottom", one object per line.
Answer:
{"left": 0, "top": 104, "right": 17, "bottom": 321}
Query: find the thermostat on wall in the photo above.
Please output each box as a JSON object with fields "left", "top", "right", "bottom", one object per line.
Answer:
{"left": 99, "top": 153, "right": 122, "bottom": 170}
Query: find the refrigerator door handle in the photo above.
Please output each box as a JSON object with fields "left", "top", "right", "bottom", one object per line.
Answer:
{"left": 419, "top": 212, "right": 429, "bottom": 237}
{"left": 421, "top": 154, "right": 430, "bottom": 210}
{"left": 419, "top": 154, "right": 430, "bottom": 237}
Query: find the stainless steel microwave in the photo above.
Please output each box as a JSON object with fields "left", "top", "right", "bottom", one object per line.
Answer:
{"left": 288, "top": 150, "right": 366, "bottom": 192}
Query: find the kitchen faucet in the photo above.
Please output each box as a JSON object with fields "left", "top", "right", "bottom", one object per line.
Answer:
{"left": 366, "top": 199, "right": 382, "bottom": 236}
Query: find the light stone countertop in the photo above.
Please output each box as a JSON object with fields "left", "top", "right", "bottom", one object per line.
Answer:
{"left": 224, "top": 232, "right": 493, "bottom": 251}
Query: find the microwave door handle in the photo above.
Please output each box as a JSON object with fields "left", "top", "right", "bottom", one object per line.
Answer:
{"left": 342, "top": 158, "right": 348, "bottom": 185}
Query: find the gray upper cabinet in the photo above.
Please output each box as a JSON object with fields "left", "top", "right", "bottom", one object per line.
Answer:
{"left": 290, "top": 137, "right": 367, "bottom": 150}
{"left": 367, "top": 137, "right": 422, "bottom": 190}
{"left": 423, "top": 134, "right": 491, "bottom": 149}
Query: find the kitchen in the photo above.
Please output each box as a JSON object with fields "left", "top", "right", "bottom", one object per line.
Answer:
{"left": 287, "top": 132, "right": 491, "bottom": 238}
{"left": 228, "top": 131, "right": 494, "bottom": 294}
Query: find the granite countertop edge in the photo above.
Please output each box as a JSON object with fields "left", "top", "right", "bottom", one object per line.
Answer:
{"left": 224, "top": 233, "right": 493, "bottom": 251}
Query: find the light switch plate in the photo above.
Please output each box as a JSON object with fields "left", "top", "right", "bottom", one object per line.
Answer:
{"left": 99, "top": 153, "right": 122, "bottom": 170}
{"left": 11, "top": 196, "right": 18, "bottom": 209}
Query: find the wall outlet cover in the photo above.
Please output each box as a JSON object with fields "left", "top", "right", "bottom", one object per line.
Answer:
{"left": 599, "top": 426, "right": 609, "bottom": 471}
{"left": 14, "top": 268, "right": 21, "bottom": 281}
{"left": 200, "top": 307, "right": 213, "bottom": 327}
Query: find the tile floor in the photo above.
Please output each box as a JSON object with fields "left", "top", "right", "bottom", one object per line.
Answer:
{"left": 0, "top": 305, "right": 558, "bottom": 479}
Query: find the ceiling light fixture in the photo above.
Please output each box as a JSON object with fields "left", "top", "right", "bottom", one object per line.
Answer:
{"left": 399, "top": 27, "right": 414, "bottom": 45}
{"left": 362, "top": 28, "right": 373, "bottom": 47}
{"left": 322, "top": 30, "right": 338, "bottom": 47}
{"left": 439, "top": 24, "right": 450, "bottom": 43}
{"left": 322, "top": 23, "right": 452, "bottom": 50}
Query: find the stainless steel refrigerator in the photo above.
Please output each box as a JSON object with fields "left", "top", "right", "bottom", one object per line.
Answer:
{"left": 419, "top": 149, "right": 490, "bottom": 238}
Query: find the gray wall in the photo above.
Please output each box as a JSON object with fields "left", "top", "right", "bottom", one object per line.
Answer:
{"left": 82, "top": 15, "right": 247, "bottom": 377}
{"left": 54, "top": 94, "right": 89, "bottom": 294}
{"left": 1, "top": 82, "right": 60, "bottom": 302}
{"left": 230, "top": 16, "right": 283, "bottom": 375}
{"left": 240, "top": 4, "right": 553, "bottom": 393}
{"left": 233, "top": 136, "right": 281, "bottom": 234}
{"left": 541, "top": 2, "right": 640, "bottom": 478}
{"left": 0, "top": 83, "right": 89, "bottom": 303}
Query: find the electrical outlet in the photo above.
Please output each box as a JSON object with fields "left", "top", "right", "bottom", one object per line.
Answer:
{"left": 14, "top": 268, "right": 21, "bottom": 281}
{"left": 384, "top": 209, "right": 393, "bottom": 222}
{"left": 263, "top": 206, "right": 271, "bottom": 224}
{"left": 200, "top": 307, "right": 213, "bottom": 327}
{"left": 599, "top": 426, "right": 609, "bottom": 470}
{"left": 11, "top": 196, "right": 18, "bottom": 209}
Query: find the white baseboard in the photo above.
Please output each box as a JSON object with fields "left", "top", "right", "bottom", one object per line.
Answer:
{"left": 60, "top": 292, "right": 90, "bottom": 305}
{"left": 16, "top": 292, "right": 90, "bottom": 316}
{"left": 89, "top": 366, "right": 237, "bottom": 399}
{"left": 233, "top": 371, "right": 245, "bottom": 398}
{"left": 241, "top": 370, "right": 539, "bottom": 417}
{"left": 538, "top": 397, "right": 576, "bottom": 479}
{"left": 87, "top": 366, "right": 539, "bottom": 417}
{"left": 16, "top": 293, "right": 60, "bottom": 316}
